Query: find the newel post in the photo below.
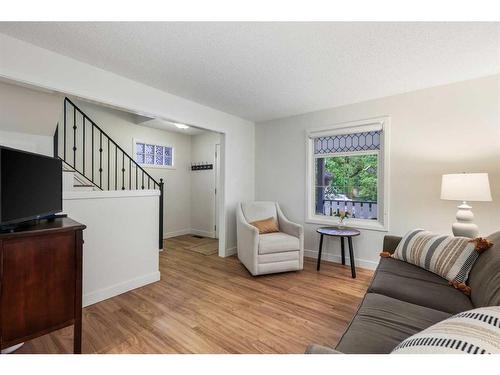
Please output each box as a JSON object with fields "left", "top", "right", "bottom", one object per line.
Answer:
{"left": 159, "top": 178, "right": 164, "bottom": 250}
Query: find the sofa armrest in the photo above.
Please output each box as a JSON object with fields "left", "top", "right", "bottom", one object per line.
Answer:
{"left": 383, "top": 235, "right": 402, "bottom": 254}
{"left": 305, "top": 344, "right": 343, "bottom": 354}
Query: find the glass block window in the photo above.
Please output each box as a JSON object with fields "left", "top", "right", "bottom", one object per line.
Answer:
{"left": 164, "top": 147, "right": 172, "bottom": 166}
{"left": 314, "top": 131, "right": 381, "bottom": 155}
{"left": 135, "top": 141, "right": 174, "bottom": 167}
{"left": 155, "top": 145, "right": 164, "bottom": 165}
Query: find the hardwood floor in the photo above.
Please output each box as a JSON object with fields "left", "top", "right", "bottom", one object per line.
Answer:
{"left": 16, "top": 235, "right": 373, "bottom": 354}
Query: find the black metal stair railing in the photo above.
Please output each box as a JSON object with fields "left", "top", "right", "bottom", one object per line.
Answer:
{"left": 54, "top": 97, "right": 164, "bottom": 249}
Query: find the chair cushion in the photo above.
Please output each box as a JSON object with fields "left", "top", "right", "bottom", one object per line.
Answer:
{"left": 258, "top": 232, "right": 300, "bottom": 254}
{"left": 335, "top": 293, "right": 451, "bottom": 354}
{"left": 469, "top": 231, "right": 500, "bottom": 308}
{"left": 369, "top": 257, "right": 473, "bottom": 314}
{"left": 241, "top": 201, "right": 277, "bottom": 223}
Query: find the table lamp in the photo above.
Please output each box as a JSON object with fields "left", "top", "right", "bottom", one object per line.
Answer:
{"left": 440, "top": 173, "right": 492, "bottom": 238}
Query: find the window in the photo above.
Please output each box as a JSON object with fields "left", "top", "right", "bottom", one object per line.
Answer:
{"left": 134, "top": 140, "right": 174, "bottom": 168}
{"left": 306, "top": 117, "right": 390, "bottom": 231}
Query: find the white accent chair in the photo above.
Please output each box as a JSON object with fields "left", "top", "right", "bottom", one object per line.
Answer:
{"left": 236, "top": 201, "right": 304, "bottom": 276}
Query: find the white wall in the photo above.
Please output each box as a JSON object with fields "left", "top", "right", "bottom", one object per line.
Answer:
{"left": 0, "top": 33, "right": 255, "bottom": 255}
{"left": 0, "top": 80, "right": 59, "bottom": 156}
{"left": 256, "top": 75, "right": 500, "bottom": 269}
{"left": 63, "top": 190, "right": 160, "bottom": 306}
{"left": 0, "top": 79, "right": 62, "bottom": 136}
{"left": 0, "top": 129, "right": 53, "bottom": 156}
{"left": 72, "top": 100, "right": 192, "bottom": 238}
{"left": 190, "top": 131, "right": 221, "bottom": 237}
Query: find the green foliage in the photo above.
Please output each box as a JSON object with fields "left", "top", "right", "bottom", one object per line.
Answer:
{"left": 323, "top": 154, "right": 378, "bottom": 201}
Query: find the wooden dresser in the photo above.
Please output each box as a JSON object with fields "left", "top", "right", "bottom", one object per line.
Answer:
{"left": 0, "top": 217, "right": 86, "bottom": 354}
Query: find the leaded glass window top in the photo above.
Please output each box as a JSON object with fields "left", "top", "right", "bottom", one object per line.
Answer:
{"left": 314, "top": 131, "right": 381, "bottom": 155}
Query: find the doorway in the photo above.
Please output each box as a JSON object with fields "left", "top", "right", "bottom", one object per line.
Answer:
{"left": 164, "top": 129, "right": 223, "bottom": 257}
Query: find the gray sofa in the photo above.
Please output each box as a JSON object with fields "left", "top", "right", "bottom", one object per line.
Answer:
{"left": 306, "top": 231, "right": 500, "bottom": 354}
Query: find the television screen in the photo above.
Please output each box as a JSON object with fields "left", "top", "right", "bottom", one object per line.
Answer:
{"left": 0, "top": 146, "right": 62, "bottom": 226}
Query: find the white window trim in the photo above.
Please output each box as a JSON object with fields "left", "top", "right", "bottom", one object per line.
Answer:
{"left": 305, "top": 116, "right": 391, "bottom": 232}
{"left": 133, "top": 138, "right": 175, "bottom": 170}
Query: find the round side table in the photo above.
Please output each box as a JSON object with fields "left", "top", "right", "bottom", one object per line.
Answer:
{"left": 316, "top": 226, "right": 360, "bottom": 278}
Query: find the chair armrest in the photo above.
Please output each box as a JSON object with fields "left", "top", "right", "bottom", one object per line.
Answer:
{"left": 236, "top": 208, "right": 259, "bottom": 242}
{"left": 236, "top": 209, "right": 259, "bottom": 241}
{"left": 305, "top": 344, "right": 343, "bottom": 354}
{"left": 383, "top": 235, "right": 402, "bottom": 254}
{"left": 236, "top": 205, "right": 260, "bottom": 274}
{"left": 276, "top": 204, "right": 303, "bottom": 239}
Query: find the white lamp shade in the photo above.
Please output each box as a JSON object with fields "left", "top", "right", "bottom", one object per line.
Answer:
{"left": 441, "top": 173, "right": 492, "bottom": 202}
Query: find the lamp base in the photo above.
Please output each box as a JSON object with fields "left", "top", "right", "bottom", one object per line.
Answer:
{"left": 452, "top": 201, "right": 479, "bottom": 238}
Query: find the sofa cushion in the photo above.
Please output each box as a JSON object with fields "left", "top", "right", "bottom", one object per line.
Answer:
{"left": 369, "top": 257, "right": 473, "bottom": 314}
{"left": 469, "top": 231, "right": 500, "bottom": 307}
{"left": 258, "top": 232, "right": 299, "bottom": 254}
{"left": 335, "top": 293, "right": 451, "bottom": 354}
{"left": 241, "top": 201, "right": 277, "bottom": 223}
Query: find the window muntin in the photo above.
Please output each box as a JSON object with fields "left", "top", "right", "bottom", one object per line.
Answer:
{"left": 135, "top": 141, "right": 173, "bottom": 168}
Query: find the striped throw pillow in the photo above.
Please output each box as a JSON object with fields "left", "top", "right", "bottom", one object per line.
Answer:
{"left": 392, "top": 306, "right": 500, "bottom": 354}
{"left": 392, "top": 229, "right": 491, "bottom": 290}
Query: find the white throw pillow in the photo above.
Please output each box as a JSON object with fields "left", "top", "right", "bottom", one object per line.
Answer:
{"left": 392, "top": 306, "right": 500, "bottom": 354}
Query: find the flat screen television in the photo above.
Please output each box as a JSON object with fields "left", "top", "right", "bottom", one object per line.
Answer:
{"left": 0, "top": 146, "right": 62, "bottom": 226}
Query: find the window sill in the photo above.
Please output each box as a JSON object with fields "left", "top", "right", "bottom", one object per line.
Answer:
{"left": 138, "top": 164, "right": 175, "bottom": 170}
{"left": 305, "top": 216, "right": 388, "bottom": 232}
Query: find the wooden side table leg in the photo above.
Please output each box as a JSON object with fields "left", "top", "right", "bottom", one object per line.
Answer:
{"left": 340, "top": 236, "right": 345, "bottom": 265}
{"left": 316, "top": 234, "right": 324, "bottom": 271}
{"left": 348, "top": 237, "right": 356, "bottom": 279}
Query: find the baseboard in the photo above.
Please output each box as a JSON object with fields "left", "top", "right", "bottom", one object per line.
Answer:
{"left": 304, "top": 249, "right": 379, "bottom": 270}
{"left": 190, "top": 228, "right": 216, "bottom": 238}
{"left": 225, "top": 246, "right": 237, "bottom": 257}
{"left": 164, "top": 228, "right": 191, "bottom": 239}
{"left": 164, "top": 228, "right": 217, "bottom": 239}
{"left": 83, "top": 271, "right": 161, "bottom": 307}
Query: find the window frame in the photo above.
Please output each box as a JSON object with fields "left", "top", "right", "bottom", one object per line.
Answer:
{"left": 305, "top": 116, "right": 390, "bottom": 232}
{"left": 133, "top": 138, "right": 175, "bottom": 169}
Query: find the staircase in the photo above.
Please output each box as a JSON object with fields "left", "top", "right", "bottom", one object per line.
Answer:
{"left": 54, "top": 97, "right": 164, "bottom": 249}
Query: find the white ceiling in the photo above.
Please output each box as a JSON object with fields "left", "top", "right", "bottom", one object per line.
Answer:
{"left": 0, "top": 22, "right": 499, "bottom": 122}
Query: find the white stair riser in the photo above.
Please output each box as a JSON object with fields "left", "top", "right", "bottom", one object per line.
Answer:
{"left": 63, "top": 171, "right": 75, "bottom": 191}
{"left": 63, "top": 171, "right": 95, "bottom": 191}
